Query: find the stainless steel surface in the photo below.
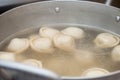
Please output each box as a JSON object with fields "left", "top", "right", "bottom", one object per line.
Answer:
{"left": 116, "top": 16, "right": 120, "bottom": 22}
{"left": 55, "top": 7, "right": 60, "bottom": 13}
{"left": 52, "top": 0, "right": 112, "bottom": 5}
{"left": 0, "top": 60, "right": 60, "bottom": 80}
{"left": 0, "top": 0, "right": 40, "bottom": 7}
{"left": 0, "top": 0, "right": 120, "bottom": 14}
{"left": 0, "top": 1, "right": 120, "bottom": 80}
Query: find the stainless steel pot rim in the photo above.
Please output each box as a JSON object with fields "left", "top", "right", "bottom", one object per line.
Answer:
{"left": 62, "top": 69, "right": 120, "bottom": 79}
{"left": 0, "top": 1, "right": 120, "bottom": 16}
{"left": 1, "top": 60, "right": 120, "bottom": 80}
{"left": 0, "top": 60, "right": 60, "bottom": 80}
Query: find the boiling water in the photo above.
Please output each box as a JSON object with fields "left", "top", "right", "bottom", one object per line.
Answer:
{"left": 0, "top": 25, "right": 120, "bottom": 77}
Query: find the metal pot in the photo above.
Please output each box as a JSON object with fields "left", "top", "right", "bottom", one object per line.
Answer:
{"left": 0, "top": 0, "right": 120, "bottom": 80}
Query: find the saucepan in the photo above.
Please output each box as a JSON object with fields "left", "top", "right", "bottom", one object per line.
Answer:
{"left": 0, "top": 0, "right": 120, "bottom": 80}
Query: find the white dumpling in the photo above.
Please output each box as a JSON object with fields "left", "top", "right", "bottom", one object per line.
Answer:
{"left": 39, "top": 27, "right": 60, "bottom": 39}
{"left": 82, "top": 68, "right": 109, "bottom": 78}
{"left": 30, "top": 37, "right": 55, "bottom": 53}
{"left": 0, "top": 52, "right": 15, "bottom": 61}
{"left": 53, "top": 33, "right": 76, "bottom": 52}
{"left": 94, "top": 33, "right": 120, "bottom": 48}
{"left": 22, "top": 59, "right": 42, "bottom": 68}
{"left": 7, "top": 38, "right": 29, "bottom": 54}
{"left": 61, "top": 27, "right": 85, "bottom": 39}
{"left": 29, "top": 34, "right": 40, "bottom": 40}
{"left": 111, "top": 45, "right": 120, "bottom": 61}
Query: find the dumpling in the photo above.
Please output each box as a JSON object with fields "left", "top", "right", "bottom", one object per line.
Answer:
{"left": 94, "top": 33, "right": 120, "bottom": 48}
{"left": 29, "top": 34, "right": 40, "bottom": 40}
{"left": 0, "top": 52, "right": 15, "bottom": 61}
{"left": 82, "top": 68, "right": 109, "bottom": 78}
{"left": 30, "top": 37, "right": 55, "bottom": 53}
{"left": 53, "top": 33, "right": 76, "bottom": 52}
{"left": 39, "top": 27, "right": 60, "bottom": 39}
{"left": 111, "top": 45, "right": 120, "bottom": 61}
{"left": 61, "top": 27, "right": 85, "bottom": 39}
{"left": 7, "top": 38, "right": 29, "bottom": 54}
{"left": 22, "top": 59, "right": 42, "bottom": 68}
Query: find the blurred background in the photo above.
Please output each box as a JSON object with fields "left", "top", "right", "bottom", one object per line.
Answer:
{"left": 0, "top": 0, "right": 120, "bottom": 14}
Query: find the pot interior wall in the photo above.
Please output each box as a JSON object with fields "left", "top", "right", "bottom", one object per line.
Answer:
{"left": 0, "top": 1, "right": 120, "bottom": 42}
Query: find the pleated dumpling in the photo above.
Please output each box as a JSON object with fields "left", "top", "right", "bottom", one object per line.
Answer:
{"left": 82, "top": 68, "right": 109, "bottom": 78}
{"left": 7, "top": 38, "right": 29, "bottom": 54}
{"left": 53, "top": 33, "right": 76, "bottom": 52}
{"left": 30, "top": 37, "right": 55, "bottom": 53}
{"left": 94, "top": 33, "right": 120, "bottom": 48}
{"left": 0, "top": 52, "right": 15, "bottom": 61}
{"left": 111, "top": 45, "right": 120, "bottom": 61}
{"left": 29, "top": 34, "right": 40, "bottom": 40}
{"left": 61, "top": 27, "right": 85, "bottom": 39}
{"left": 39, "top": 27, "right": 60, "bottom": 39}
{"left": 22, "top": 59, "right": 42, "bottom": 68}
